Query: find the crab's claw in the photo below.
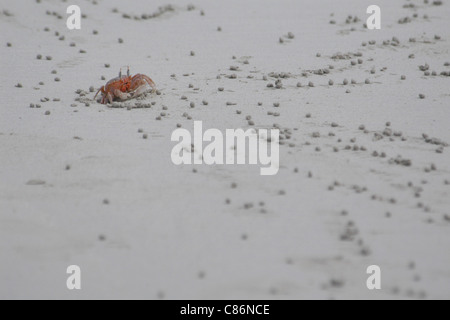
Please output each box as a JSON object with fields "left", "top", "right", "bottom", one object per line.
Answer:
{"left": 128, "top": 74, "right": 156, "bottom": 97}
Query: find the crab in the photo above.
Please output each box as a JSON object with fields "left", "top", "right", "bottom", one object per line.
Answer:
{"left": 94, "top": 67, "right": 156, "bottom": 104}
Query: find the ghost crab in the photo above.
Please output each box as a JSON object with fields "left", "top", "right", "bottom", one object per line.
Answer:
{"left": 94, "top": 67, "right": 156, "bottom": 104}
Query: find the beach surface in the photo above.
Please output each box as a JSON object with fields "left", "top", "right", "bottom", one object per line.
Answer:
{"left": 1, "top": 0, "right": 450, "bottom": 299}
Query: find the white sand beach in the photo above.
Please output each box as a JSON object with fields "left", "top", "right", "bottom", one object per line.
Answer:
{"left": 1, "top": 0, "right": 450, "bottom": 299}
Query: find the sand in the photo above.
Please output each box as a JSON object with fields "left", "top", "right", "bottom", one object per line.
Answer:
{"left": 1, "top": 0, "right": 449, "bottom": 299}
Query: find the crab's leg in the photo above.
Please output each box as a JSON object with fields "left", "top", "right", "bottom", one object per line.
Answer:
{"left": 140, "top": 74, "right": 156, "bottom": 91}
{"left": 129, "top": 74, "right": 156, "bottom": 97}
{"left": 94, "top": 86, "right": 104, "bottom": 100}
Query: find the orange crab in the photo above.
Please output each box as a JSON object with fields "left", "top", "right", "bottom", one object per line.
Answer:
{"left": 94, "top": 67, "right": 156, "bottom": 104}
